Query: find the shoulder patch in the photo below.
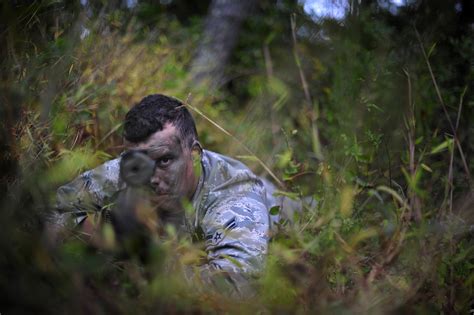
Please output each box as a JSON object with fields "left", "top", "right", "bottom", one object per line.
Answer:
{"left": 209, "top": 228, "right": 225, "bottom": 246}
{"left": 206, "top": 217, "right": 238, "bottom": 246}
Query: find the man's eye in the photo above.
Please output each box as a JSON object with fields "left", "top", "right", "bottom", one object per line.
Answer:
{"left": 157, "top": 157, "right": 172, "bottom": 167}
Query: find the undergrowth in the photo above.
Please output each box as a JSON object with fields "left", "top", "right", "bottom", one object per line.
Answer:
{"left": 2, "top": 3, "right": 474, "bottom": 314}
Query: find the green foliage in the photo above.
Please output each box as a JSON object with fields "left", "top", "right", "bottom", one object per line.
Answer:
{"left": 1, "top": 0, "right": 473, "bottom": 314}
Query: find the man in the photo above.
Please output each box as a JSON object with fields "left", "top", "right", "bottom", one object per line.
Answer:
{"left": 53, "top": 94, "right": 271, "bottom": 296}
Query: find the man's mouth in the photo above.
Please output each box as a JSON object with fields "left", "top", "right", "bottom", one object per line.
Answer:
{"left": 151, "top": 192, "right": 179, "bottom": 200}
{"left": 153, "top": 192, "right": 171, "bottom": 197}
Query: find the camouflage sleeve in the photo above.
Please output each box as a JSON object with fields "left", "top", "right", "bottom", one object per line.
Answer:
{"left": 198, "top": 191, "right": 270, "bottom": 296}
{"left": 50, "top": 159, "right": 121, "bottom": 231}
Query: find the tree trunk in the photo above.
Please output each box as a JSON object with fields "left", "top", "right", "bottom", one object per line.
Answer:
{"left": 190, "top": 0, "right": 256, "bottom": 89}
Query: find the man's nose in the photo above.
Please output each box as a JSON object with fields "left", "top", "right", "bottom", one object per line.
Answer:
{"left": 151, "top": 175, "right": 168, "bottom": 194}
{"left": 150, "top": 172, "right": 161, "bottom": 189}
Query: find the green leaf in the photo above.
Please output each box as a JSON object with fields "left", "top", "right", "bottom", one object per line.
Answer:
{"left": 430, "top": 138, "right": 453, "bottom": 154}
{"left": 427, "top": 42, "right": 437, "bottom": 58}
{"left": 421, "top": 163, "right": 433, "bottom": 173}
{"left": 270, "top": 206, "right": 280, "bottom": 216}
{"left": 273, "top": 190, "right": 299, "bottom": 200}
{"left": 366, "top": 103, "right": 384, "bottom": 112}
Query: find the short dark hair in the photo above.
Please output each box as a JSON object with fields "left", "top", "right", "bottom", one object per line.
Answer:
{"left": 123, "top": 94, "right": 198, "bottom": 147}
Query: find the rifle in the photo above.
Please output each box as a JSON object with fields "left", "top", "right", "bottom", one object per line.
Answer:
{"left": 111, "top": 150, "right": 156, "bottom": 260}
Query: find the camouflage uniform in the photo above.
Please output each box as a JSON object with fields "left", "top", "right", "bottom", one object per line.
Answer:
{"left": 54, "top": 150, "right": 271, "bottom": 296}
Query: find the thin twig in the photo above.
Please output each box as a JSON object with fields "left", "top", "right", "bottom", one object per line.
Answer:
{"left": 366, "top": 226, "right": 406, "bottom": 284}
{"left": 290, "top": 14, "right": 323, "bottom": 161}
{"left": 263, "top": 43, "right": 279, "bottom": 146}
{"left": 415, "top": 28, "right": 472, "bottom": 186}
{"left": 403, "top": 69, "right": 421, "bottom": 222}
{"left": 95, "top": 122, "right": 123, "bottom": 150}
{"left": 446, "top": 86, "right": 467, "bottom": 312}
{"left": 446, "top": 86, "right": 468, "bottom": 214}
{"left": 183, "top": 94, "right": 284, "bottom": 188}
{"left": 291, "top": 14, "right": 312, "bottom": 106}
{"left": 263, "top": 44, "right": 274, "bottom": 78}
{"left": 366, "top": 184, "right": 411, "bottom": 285}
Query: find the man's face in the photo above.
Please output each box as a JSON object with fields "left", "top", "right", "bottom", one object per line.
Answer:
{"left": 125, "top": 123, "right": 199, "bottom": 210}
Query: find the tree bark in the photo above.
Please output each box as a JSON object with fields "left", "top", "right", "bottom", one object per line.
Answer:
{"left": 190, "top": 0, "right": 256, "bottom": 89}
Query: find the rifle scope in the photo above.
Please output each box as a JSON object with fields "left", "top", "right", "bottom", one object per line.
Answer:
{"left": 119, "top": 150, "right": 155, "bottom": 187}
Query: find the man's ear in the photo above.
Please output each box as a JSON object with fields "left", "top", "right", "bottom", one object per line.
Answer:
{"left": 191, "top": 141, "right": 202, "bottom": 162}
{"left": 190, "top": 141, "right": 202, "bottom": 177}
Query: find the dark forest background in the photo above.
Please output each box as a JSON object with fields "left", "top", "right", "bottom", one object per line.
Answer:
{"left": 1, "top": 0, "right": 473, "bottom": 313}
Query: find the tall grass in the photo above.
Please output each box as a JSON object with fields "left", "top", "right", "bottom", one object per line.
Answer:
{"left": 4, "top": 8, "right": 474, "bottom": 314}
